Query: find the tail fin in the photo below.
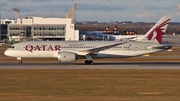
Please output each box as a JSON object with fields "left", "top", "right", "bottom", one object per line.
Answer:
{"left": 142, "top": 15, "right": 171, "bottom": 44}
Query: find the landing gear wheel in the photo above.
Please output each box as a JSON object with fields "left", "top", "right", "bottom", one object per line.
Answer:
{"left": 85, "top": 60, "right": 88, "bottom": 65}
{"left": 90, "top": 60, "right": 94, "bottom": 65}
{"left": 85, "top": 60, "right": 94, "bottom": 65}
{"left": 19, "top": 61, "right": 23, "bottom": 64}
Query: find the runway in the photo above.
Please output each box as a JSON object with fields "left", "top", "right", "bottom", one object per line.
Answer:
{"left": 0, "top": 62, "right": 180, "bottom": 69}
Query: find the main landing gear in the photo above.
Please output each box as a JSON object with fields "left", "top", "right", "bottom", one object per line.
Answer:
{"left": 85, "top": 54, "right": 94, "bottom": 65}
{"left": 17, "top": 57, "right": 23, "bottom": 64}
{"left": 85, "top": 60, "right": 94, "bottom": 65}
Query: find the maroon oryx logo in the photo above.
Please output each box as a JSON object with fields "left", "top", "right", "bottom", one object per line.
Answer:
{"left": 147, "top": 19, "right": 170, "bottom": 44}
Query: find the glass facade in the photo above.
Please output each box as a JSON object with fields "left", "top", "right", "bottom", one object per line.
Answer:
{"left": 32, "top": 24, "right": 66, "bottom": 37}
{"left": 0, "top": 24, "right": 8, "bottom": 40}
{"left": 8, "top": 24, "right": 66, "bottom": 37}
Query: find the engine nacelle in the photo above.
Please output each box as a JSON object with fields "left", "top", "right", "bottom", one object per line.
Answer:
{"left": 58, "top": 51, "right": 78, "bottom": 63}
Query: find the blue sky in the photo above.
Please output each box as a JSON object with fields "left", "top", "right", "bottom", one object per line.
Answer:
{"left": 0, "top": 0, "right": 180, "bottom": 22}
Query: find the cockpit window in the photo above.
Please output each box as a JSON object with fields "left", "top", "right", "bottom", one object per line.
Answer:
{"left": 10, "top": 46, "right": 15, "bottom": 48}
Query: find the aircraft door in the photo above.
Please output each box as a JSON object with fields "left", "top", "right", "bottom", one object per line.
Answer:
{"left": 132, "top": 45, "right": 138, "bottom": 51}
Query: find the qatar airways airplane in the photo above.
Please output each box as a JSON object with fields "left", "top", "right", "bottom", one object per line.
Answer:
{"left": 4, "top": 15, "right": 172, "bottom": 65}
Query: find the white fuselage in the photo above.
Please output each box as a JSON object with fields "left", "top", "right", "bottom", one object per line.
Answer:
{"left": 4, "top": 41, "right": 169, "bottom": 59}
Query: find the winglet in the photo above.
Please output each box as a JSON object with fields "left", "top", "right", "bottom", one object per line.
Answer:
{"left": 142, "top": 15, "right": 171, "bottom": 44}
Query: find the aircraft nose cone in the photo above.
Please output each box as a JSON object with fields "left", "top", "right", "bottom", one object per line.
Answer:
{"left": 4, "top": 50, "right": 10, "bottom": 57}
{"left": 4, "top": 50, "right": 8, "bottom": 56}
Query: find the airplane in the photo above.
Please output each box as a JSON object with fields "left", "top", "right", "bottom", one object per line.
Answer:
{"left": 4, "top": 15, "right": 172, "bottom": 65}
{"left": 84, "top": 30, "right": 168, "bottom": 42}
{"left": 81, "top": 31, "right": 138, "bottom": 41}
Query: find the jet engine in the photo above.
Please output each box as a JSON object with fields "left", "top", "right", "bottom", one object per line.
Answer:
{"left": 58, "top": 51, "right": 78, "bottom": 63}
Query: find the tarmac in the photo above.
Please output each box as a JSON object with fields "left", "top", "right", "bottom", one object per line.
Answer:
{"left": 0, "top": 62, "right": 180, "bottom": 69}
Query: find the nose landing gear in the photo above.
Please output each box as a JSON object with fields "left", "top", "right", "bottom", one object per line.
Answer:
{"left": 19, "top": 61, "right": 23, "bottom": 64}
{"left": 17, "top": 57, "right": 23, "bottom": 64}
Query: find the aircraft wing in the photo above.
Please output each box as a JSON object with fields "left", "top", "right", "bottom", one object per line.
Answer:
{"left": 76, "top": 42, "right": 126, "bottom": 55}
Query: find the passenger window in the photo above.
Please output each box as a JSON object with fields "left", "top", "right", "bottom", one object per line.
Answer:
{"left": 10, "top": 46, "right": 15, "bottom": 48}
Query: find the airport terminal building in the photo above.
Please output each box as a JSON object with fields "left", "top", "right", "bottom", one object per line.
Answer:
{"left": 8, "top": 16, "right": 79, "bottom": 42}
